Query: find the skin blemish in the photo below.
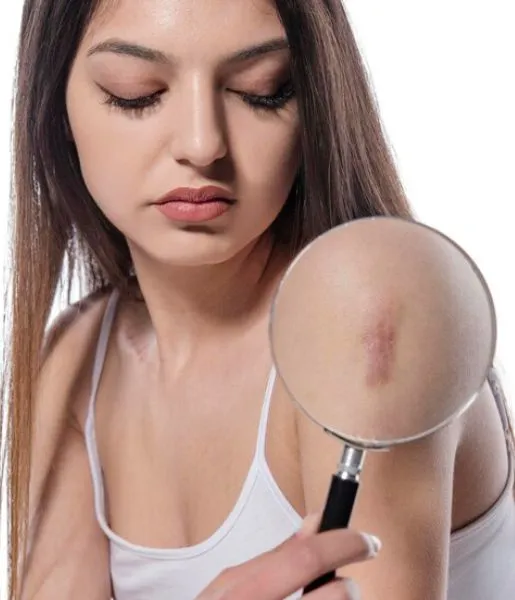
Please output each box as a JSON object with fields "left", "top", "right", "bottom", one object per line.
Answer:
{"left": 361, "top": 311, "right": 397, "bottom": 387}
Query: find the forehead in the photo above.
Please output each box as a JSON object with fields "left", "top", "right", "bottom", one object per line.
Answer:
{"left": 87, "top": 0, "right": 284, "bottom": 60}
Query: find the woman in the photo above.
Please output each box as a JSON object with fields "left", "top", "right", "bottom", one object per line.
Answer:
{"left": 2, "top": 0, "right": 514, "bottom": 598}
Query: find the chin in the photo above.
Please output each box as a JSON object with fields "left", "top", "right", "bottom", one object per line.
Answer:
{"left": 161, "top": 250, "right": 237, "bottom": 268}
{"left": 130, "top": 231, "right": 259, "bottom": 269}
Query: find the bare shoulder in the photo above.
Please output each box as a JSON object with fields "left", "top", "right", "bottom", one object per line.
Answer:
{"left": 34, "top": 284, "right": 112, "bottom": 442}
{"left": 42, "top": 288, "right": 112, "bottom": 365}
{"left": 38, "top": 288, "right": 112, "bottom": 419}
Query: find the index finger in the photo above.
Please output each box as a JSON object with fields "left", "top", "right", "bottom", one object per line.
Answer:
{"left": 196, "top": 528, "right": 378, "bottom": 600}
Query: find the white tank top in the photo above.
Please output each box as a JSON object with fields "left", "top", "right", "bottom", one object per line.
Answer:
{"left": 85, "top": 291, "right": 515, "bottom": 599}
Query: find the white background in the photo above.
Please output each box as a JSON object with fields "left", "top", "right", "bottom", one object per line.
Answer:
{"left": 1, "top": 0, "right": 514, "bottom": 594}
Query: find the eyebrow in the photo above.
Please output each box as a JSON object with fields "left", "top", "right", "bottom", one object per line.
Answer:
{"left": 87, "top": 37, "right": 290, "bottom": 65}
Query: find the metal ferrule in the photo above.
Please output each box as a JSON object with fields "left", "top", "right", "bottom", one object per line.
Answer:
{"left": 336, "top": 445, "right": 366, "bottom": 483}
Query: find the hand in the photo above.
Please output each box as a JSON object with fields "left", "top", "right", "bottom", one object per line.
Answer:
{"left": 196, "top": 514, "right": 381, "bottom": 599}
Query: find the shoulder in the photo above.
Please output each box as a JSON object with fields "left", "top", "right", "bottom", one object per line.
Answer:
{"left": 42, "top": 288, "right": 113, "bottom": 364}
{"left": 39, "top": 289, "right": 113, "bottom": 417}
{"left": 39, "top": 288, "right": 113, "bottom": 400}
{"left": 35, "top": 285, "right": 114, "bottom": 426}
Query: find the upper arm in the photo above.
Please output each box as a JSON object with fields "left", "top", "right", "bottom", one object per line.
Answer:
{"left": 297, "top": 406, "right": 460, "bottom": 599}
{"left": 23, "top": 293, "right": 111, "bottom": 599}
{"left": 22, "top": 423, "right": 111, "bottom": 599}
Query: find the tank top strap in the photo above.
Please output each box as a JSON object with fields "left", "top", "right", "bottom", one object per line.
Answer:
{"left": 488, "top": 366, "right": 515, "bottom": 459}
{"left": 255, "top": 365, "right": 277, "bottom": 462}
{"left": 85, "top": 288, "right": 120, "bottom": 536}
{"left": 90, "top": 288, "right": 120, "bottom": 399}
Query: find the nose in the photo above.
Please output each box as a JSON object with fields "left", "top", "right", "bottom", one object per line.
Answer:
{"left": 170, "top": 76, "right": 227, "bottom": 168}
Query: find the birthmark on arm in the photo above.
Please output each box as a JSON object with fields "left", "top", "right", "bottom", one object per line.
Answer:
{"left": 360, "top": 311, "right": 397, "bottom": 387}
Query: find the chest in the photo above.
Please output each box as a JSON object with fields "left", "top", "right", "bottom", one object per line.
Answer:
{"left": 94, "top": 356, "right": 304, "bottom": 550}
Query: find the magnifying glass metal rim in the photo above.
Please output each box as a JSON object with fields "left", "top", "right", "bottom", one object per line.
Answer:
{"left": 268, "top": 215, "right": 498, "bottom": 451}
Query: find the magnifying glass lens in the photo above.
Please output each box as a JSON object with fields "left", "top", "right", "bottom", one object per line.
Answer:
{"left": 270, "top": 217, "right": 496, "bottom": 448}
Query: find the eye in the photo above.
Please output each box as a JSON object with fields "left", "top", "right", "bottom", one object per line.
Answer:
{"left": 237, "top": 81, "right": 296, "bottom": 112}
{"left": 101, "top": 88, "right": 165, "bottom": 116}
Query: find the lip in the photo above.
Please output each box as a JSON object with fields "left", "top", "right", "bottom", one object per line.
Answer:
{"left": 154, "top": 185, "right": 235, "bottom": 205}
{"left": 154, "top": 185, "right": 235, "bottom": 223}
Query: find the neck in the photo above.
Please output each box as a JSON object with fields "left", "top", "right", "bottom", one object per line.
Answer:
{"left": 128, "top": 234, "right": 288, "bottom": 365}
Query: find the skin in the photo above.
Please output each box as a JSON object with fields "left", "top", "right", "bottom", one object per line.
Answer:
{"left": 24, "top": 0, "right": 511, "bottom": 598}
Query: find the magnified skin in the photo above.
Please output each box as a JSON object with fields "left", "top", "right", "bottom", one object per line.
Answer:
{"left": 270, "top": 216, "right": 495, "bottom": 443}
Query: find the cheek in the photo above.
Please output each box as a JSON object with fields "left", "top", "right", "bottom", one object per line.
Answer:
{"left": 65, "top": 73, "right": 154, "bottom": 220}
{"left": 229, "top": 110, "right": 300, "bottom": 205}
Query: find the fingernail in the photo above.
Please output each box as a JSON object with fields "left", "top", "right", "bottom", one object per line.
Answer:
{"left": 361, "top": 533, "right": 382, "bottom": 558}
{"left": 344, "top": 578, "right": 361, "bottom": 600}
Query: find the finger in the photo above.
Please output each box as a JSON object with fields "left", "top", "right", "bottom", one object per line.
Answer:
{"left": 214, "top": 529, "right": 379, "bottom": 600}
{"left": 196, "top": 514, "right": 322, "bottom": 599}
{"left": 296, "top": 513, "right": 322, "bottom": 539}
{"left": 304, "top": 577, "right": 361, "bottom": 600}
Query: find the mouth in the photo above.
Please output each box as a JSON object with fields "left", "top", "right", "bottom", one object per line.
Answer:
{"left": 154, "top": 185, "right": 236, "bottom": 205}
{"left": 154, "top": 186, "right": 236, "bottom": 223}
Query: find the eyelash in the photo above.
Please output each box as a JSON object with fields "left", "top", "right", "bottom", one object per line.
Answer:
{"left": 102, "top": 82, "right": 295, "bottom": 116}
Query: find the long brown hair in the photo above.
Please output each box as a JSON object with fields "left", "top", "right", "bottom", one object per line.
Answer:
{"left": 0, "top": 0, "right": 505, "bottom": 598}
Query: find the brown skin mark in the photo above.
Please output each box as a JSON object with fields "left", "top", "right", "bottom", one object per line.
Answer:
{"left": 361, "top": 313, "right": 397, "bottom": 386}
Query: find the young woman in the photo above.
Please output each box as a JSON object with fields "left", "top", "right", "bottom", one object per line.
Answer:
{"left": 2, "top": 0, "right": 514, "bottom": 599}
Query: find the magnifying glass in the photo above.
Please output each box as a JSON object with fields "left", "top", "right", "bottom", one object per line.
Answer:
{"left": 268, "top": 216, "right": 497, "bottom": 594}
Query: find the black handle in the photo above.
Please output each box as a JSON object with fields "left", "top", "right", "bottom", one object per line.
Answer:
{"left": 302, "top": 475, "right": 359, "bottom": 594}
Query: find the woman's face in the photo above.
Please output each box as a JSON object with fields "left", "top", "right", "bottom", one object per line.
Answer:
{"left": 66, "top": 0, "right": 300, "bottom": 267}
